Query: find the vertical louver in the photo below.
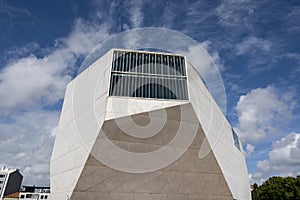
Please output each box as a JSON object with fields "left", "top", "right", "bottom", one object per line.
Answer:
{"left": 109, "top": 50, "right": 188, "bottom": 100}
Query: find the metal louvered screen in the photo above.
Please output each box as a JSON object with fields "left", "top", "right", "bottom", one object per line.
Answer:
{"left": 109, "top": 50, "right": 188, "bottom": 100}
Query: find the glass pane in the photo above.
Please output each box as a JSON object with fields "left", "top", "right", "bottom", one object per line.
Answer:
{"left": 232, "top": 129, "right": 241, "bottom": 151}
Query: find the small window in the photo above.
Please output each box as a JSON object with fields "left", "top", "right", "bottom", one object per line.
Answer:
{"left": 41, "top": 195, "right": 44, "bottom": 199}
{"left": 0, "top": 180, "right": 3, "bottom": 184}
{"left": 0, "top": 175, "right": 5, "bottom": 178}
{"left": 20, "top": 195, "right": 25, "bottom": 199}
{"left": 232, "top": 129, "right": 241, "bottom": 151}
{"left": 25, "top": 194, "right": 39, "bottom": 199}
{"left": 45, "top": 195, "right": 48, "bottom": 199}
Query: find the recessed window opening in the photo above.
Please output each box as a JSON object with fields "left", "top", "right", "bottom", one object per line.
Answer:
{"left": 232, "top": 129, "right": 241, "bottom": 151}
{"left": 109, "top": 50, "right": 188, "bottom": 100}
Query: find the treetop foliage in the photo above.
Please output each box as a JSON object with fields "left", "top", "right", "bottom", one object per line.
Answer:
{"left": 251, "top": 176, "right": 300, "bottom": 200}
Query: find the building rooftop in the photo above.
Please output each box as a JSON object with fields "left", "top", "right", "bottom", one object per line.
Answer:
{"left": 0, "top": 166, "right": 19, "bottom": 174}
{"left": 21, "top": 186, "right": 50, "bottom": 193}
{"left": 3, "top": 192, "right": 20, "bottom": 198}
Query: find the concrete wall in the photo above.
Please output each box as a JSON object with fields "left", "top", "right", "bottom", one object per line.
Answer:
{"left": 187, "top": 61, "right": 251, "bottom": 200}
{"left": 50, "top": 49, "right": 113, "bottom": 200}
{"left": 50, "top": 49, "right": 251, "bottom": 200}
{"left": 71, "top": 104, "right": 233, "bottom": 200}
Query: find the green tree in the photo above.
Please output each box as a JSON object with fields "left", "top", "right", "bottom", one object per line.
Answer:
{"left": 295, "top": 176, "right": 300, "bottom": 198}
{"left": 251, "top": 183, "right": 259, "bottom": 200}
{"left": 253, "top": 176, "right": 300, "bottom": 200}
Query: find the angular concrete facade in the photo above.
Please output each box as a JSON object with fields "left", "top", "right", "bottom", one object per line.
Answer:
{"left": 50, "top": 49, "right": 251, "bottom": 200}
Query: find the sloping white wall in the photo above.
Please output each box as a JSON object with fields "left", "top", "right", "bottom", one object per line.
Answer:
{"left": 50, "top": 49, "right": 113, "bottom": 200}
{"left": 187, "top": 62, "right": 251, "bottom": 200}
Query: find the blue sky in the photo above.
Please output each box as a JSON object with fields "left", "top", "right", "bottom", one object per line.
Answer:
{"left": 0, "top": 0, "right": 299, "bottom": 186}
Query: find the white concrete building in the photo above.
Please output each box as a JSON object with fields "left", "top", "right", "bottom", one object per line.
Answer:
{"left": 19, "top": 186, "right": 50, "bottom": 200}
{"left": 0, "top": 166, "right": 23, "bottom": 200}
{"left": 50, "top": 49, "right": 251, "bottom": 200}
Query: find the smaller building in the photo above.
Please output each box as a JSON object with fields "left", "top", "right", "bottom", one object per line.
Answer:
{"left": 0, "top": 166, "right": 23, "bottom": 200}
{"left": 19, "top": 186, "right": 50, "bottom": 200}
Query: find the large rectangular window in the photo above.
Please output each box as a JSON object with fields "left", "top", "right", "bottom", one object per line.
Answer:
{"left": 109, "top": 50, "right": 188, "bottom": 100}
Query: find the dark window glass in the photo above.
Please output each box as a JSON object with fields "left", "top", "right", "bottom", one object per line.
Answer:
{"left": 232, "top": 129, "right": 241, "bottom": 151}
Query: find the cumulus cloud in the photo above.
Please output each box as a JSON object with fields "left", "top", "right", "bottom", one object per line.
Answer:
{"left": 0, "top": 18, "right": 110, "bottom": 114}
{"left": 0, "top": 49, "right": 74, "bottom": 113}
{"left": 234, "top": 85, "right": 296, "bottom": 143}
{"left": 251, "top": 132, "right": 300, "bottom": 184}
{"left": 269, "top": 133, "right": 300, "bottom": 165}
{"left": 0, "top": 18, "right": 111, "bottom": 185}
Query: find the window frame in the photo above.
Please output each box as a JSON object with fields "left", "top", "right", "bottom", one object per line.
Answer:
{"left": 109, "top": 50, "right": 189, "bottom": 100}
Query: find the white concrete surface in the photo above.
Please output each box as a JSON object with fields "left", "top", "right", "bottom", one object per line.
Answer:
{"left": 50, "top": 49, "right": 251, "bottom": 200}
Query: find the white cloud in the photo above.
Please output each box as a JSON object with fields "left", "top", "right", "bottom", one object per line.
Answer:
{"left": 129, "top": 0, "right": 143, "bottom": 28}
{"left": 269, "top": 133, "right": 300, "bottom": 165}
{"left": 0, "top": 48, "right": 74, "bottom": 113}
{"left": 0, "top": 109, "right": 59, "bottom": 185}
{"left": 0, "top": 18, "right": 111, "bottom": 186}
{"left": 62, "top": 19, "right": 109, "bottom": 56}
{"left": 89, "top": 0, "right": 144, "bottom": 31}
{"left": 281, "top": 53, "right": 300, "bottom": 75}
{"left": 0, "top": 18, "right": 111, "bottom": 114}
{"left": 246, "top": 144, "right": 255, "bottom": 156}
{"left": 180, "top": 43, "right": 227, "bottom": 113}
{"left": 216, "top": 0, "right": 255, "bottom": 28}
{"left": 161, "top": 3, "right": 176, "bottom": 27}
{"left": 234, "top": 85, "right": 296, "bottom": 142}
{"left": 236, "top": 36, "right": 272, "bottom": 55}
{"left": 0, "top": 1, "right": 32, "bottom": 19}
{"left": 0, "top": 42, "right": 41, "bottom": 63}
{"left": 256, "top": 160, "right": 271, "bottom": 173}
{"left": 283, "top": 52, "right": 300, "bottom": 62}
{"left": 251, "top": 132, "right": 300, "bottom": 184}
